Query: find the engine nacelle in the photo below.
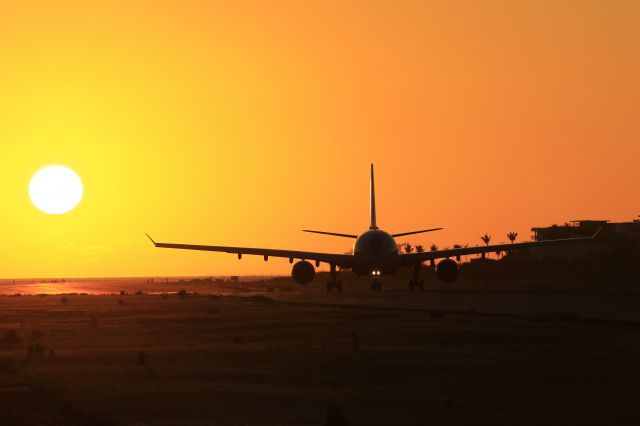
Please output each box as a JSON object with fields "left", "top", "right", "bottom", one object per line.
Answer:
{"left": 292, "top": 260, "right": 315, "bottom": 285}
{"left": 436, "top": 258, "right": 458, "bottom": 283}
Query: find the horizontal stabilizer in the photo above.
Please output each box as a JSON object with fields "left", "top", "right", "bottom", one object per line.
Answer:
{"left": 391, "top": 228, "right": 443, "bottom": 238}
{"left": 303, "top": 230, "right": 358, "bottom": 239}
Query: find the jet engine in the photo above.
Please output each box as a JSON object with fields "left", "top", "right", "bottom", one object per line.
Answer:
{"left": 436, "top": 258, "right": 458, "bottom": 283}
{"left": 292, "top": 260, "right": 315, "bottom": 285}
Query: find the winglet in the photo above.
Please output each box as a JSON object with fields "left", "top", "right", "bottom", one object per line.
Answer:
{"left": 146, "top": 233, "right": 157, "bottom": 246}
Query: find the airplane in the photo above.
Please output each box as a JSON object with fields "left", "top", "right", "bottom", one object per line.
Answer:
{"left": 147, "top": 164, "right": 599, "bottom": 292}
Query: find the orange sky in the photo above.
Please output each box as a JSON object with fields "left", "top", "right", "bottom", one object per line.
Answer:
{"left": 1, "top": 0, "right": 638, "bottom": 278}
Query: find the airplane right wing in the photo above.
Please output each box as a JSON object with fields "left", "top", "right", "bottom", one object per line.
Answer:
{"left": 400, "top": 229, "right": 601, "bottom": 265}
{"left": 146, "top": 234, "right": 353, "bottom": 268}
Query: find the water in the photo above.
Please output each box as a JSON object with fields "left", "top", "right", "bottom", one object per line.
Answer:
{"left": 0, "top": 276, "right": 281, "bottom": 295}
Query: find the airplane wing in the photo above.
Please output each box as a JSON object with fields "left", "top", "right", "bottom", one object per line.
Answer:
{"left": 400, "top": 230, "right": 601, "bottom": 265}
{"left": 146, "top": 234, "right": 353, "bottom": 268}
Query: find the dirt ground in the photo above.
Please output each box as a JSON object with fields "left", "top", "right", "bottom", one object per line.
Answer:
{"left": 1, "top": 277, "right": 640, "bottom": 425}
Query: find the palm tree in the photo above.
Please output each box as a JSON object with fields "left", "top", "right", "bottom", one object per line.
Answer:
{"left": 428, "top": 244, "right": 438, "bottom": 266}
{"left": 415, "top": 244, "right": 424, "bottom": 253}
{"left": 404, "top": 243, "right": 414, "bottom": 253}
{"left": 480, "top": 233, "right": 491, "bottom": 259}
{"left": 453, "top": 244, "right": 463, "bottom": 261}
{"left": 505, "top": 231, "right": 518, "bottom": 256}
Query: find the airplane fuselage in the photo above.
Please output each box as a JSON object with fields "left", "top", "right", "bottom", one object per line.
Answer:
{"left": 351, "top": 229, "right": 400, "bottom": 276}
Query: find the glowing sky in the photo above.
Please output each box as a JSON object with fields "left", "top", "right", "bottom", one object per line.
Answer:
{"left": 1, "top": 0, "right": 638, "bottom": 277}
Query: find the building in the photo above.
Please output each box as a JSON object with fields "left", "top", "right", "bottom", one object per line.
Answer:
{"left": 532, "top": 217, "right": 640, "bottom": 241}
{"left": 529, "top": 216, "right": 640, "bottom": 261}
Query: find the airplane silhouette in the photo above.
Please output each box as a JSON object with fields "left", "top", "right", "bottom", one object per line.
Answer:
{"left": 147, "top": 165, "right": 599, "bottom": 291}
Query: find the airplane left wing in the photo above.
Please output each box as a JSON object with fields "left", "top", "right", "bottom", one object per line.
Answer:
{"left": 146, "top": 234, "right": 353, "bottom": 268}
{"left": 400, "top": 230, "right": 601, "bottom": 265}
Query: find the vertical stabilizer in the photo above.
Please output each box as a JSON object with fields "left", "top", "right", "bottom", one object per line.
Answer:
{"left": 370, "top": 164, "right": 378, "bottom": 229}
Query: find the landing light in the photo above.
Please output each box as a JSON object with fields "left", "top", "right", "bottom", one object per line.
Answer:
{"left": 371, "top": 270, "right": 382, "bottom": 277}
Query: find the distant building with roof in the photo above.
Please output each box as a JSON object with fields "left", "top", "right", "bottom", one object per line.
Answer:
{"left": 532, "top": 218, "right": 640, "bottom": 241}
{"left": 530, "top": 216, "right": 640, "bottom": 261}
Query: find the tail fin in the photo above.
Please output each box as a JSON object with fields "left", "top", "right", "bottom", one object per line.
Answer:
{"left": 370, "top": 164, "right": 377, "bottom": 229}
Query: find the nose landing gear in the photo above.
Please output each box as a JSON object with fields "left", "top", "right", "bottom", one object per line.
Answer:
{"left": 371, "top": 270, "right": 382, "bottom": 291}
{"left": 326, "top": 264, "right": 342, "bottom": 292}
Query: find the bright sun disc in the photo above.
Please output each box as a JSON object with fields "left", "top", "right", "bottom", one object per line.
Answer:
{"left": 29, "top": 166, "right": 84, "bottom": 214}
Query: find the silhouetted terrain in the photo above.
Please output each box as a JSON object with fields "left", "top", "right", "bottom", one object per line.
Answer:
{"left": 1, "top": 277, "right": 640, "bottom": 425}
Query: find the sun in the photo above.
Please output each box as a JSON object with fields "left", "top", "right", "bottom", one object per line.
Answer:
{"left": 29, "top": 166, "right": 84, "bottom": 214}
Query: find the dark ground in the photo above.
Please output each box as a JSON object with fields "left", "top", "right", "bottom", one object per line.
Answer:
{"left": 1, "top": 275, "right": 640, "bottom": 425}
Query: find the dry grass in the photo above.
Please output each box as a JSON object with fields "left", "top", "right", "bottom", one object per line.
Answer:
{"left": 0, "top": 282, "right": 639, "bottom": 425}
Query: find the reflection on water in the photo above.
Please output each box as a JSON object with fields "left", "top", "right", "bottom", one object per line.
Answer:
{"left": 0, "top": 276, "right": 279, "bottom": 295}
{"left": 0, "top": 279, "right": 113, "bottom": 295}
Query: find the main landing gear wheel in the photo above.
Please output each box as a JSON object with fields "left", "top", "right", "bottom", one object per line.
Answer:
{"left": 326, "top": 264, "right": 342, "bottom": 292}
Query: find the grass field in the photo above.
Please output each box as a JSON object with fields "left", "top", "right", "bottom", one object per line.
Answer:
{"left": 1, "top": 277, "right": 640, "bottom": 425}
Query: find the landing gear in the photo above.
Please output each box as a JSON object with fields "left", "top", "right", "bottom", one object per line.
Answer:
{"left": 326, "top": 264, "right": 342, "bottom": 292}
{"left": 408, "top": 264, "right": 424, "bottom": 291}
{"left": 370, "top": 269, "right": 382, "bottom": 291}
